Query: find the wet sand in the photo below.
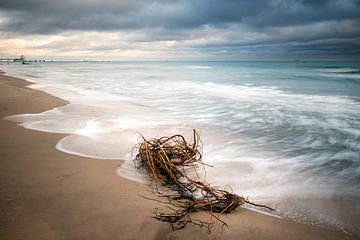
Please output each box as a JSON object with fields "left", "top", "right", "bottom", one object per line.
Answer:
{"left": 0, "top": 73, "right": 358, "bottom": 240}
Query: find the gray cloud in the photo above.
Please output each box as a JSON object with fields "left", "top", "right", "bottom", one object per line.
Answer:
{"left": 1, "top": 0, "right": 360, "bottom": 59}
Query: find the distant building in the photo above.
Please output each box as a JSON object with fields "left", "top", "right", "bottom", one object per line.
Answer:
{"left": 13, "top": 55, "right": 26, "bottom": 64}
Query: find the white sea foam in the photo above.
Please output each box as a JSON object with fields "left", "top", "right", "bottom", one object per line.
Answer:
{"left": 186, "top": 65, "right": 215, "bottom": 69}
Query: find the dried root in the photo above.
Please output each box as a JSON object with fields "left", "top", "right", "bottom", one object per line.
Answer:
{"left": 134, "top": 129, "right": 274, "bottom": 232}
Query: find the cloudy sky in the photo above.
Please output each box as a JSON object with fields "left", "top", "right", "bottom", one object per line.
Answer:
{"left": 0, "top": 0, "right": 359, "bottom": 60}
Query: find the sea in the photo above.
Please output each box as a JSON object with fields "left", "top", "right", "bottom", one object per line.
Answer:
{"left": 1, "top": 61, "right": 359, "bottom": 235}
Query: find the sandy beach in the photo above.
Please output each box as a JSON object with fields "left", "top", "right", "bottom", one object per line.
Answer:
{"left": 0, "top": 73, "right": 358, "bottom": 240}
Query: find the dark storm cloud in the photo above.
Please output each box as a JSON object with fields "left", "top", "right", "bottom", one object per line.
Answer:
{"left": 1, "top": 0, "right": 360, "bottom": 58}
{"left": 244, "top": 0, "right": 360, "bottom": 27}
{"left": 2, "top": 0, "right": 359, "bottom": 32}
{"left": 0, "top": 0, "right": 146, "bottom": 33}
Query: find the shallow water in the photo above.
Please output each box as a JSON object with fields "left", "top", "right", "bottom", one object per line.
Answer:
{"left": 2, "top": 61, "right": 360, "bottom": 235}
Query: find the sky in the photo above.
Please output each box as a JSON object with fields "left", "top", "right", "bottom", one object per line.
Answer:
{"left": 0, "top": 0, "right": 360, "bottom": 60}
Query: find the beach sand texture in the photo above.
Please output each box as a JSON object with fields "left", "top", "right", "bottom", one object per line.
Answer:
{"left": 0, "top": 73, "right": 358, "bottom": 240}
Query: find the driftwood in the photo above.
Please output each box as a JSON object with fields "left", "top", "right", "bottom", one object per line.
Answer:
{"left": 134, "top": 129, "right": 274, "bottom": 232}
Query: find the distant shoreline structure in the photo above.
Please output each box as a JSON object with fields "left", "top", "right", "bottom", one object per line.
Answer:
{"left": 0, "top": 55, "right": 54, "bottom": 65}
{"left": 0, "top": 55, "right": 26, "bottom": 64}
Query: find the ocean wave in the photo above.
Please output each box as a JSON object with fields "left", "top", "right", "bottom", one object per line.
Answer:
{"left": 320, "top": 67, "right": 360, "bottom": 74}
{"left": 186, "top": 65, "right": 215, "bottom": 69}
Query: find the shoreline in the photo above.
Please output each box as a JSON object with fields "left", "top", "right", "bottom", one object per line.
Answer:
{"left": 0, "top": 72, "right": 358, "bottom": 240}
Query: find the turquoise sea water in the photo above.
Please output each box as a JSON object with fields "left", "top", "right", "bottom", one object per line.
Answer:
{"left": 2, "top": 61, "right": 360, "bottom": 235}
